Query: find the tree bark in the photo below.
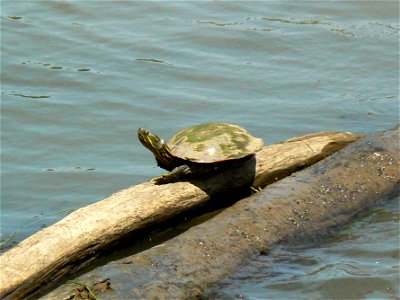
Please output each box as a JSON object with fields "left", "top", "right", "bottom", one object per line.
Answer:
{"left": 0, "top": 131, "right": 359, "bottom": 299}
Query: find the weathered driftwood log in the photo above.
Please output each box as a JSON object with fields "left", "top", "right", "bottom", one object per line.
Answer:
{"left": 0, "top": 131, "right": 358, "bottom": 299}
{"left": 43, "top": 126, "right": 399, "bottom": 300}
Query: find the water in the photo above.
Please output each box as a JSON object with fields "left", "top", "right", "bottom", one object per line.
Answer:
{"left": 1, "top": 1, "right": 399, "bottom": 298}
{"left": 213, "top": 196, "right": 399, "bottom": 299}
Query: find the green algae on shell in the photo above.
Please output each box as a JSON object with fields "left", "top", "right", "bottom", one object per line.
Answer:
{"left": 168, "top": 123, "right": 264, "bottom": 163}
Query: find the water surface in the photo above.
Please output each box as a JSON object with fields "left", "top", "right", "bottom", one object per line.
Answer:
{"left": 213, "top": 196, "right": 399, "bottom": 299}
{"left": 1, "top": 1, "right": 399, "bottom": 298}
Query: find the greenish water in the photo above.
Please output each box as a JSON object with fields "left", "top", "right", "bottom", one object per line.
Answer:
{"left": 1, "top": 1, "right": 399, "bottom": 298}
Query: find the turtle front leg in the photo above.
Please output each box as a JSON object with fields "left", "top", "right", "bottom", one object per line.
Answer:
{"left": 153, "top": 164, "right": 194, "bottom": 184}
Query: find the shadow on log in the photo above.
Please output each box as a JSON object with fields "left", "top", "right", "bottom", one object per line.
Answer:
{"left": 0, "top": 131, "right": 359, "bottom": 299}
{"left": 42, "top": 126, "right": 399, "bottom": 300}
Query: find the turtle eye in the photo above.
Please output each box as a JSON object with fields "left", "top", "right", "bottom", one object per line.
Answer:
{"left": 138, "top": 128, "right": 148, "bottom": 136}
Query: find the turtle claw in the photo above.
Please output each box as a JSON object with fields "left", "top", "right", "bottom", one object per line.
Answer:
{"left": 250, "top": 186, "right": 262, "bottom": 193}
{"left": 152, "top": 175, "right": 168, "bottom": 185}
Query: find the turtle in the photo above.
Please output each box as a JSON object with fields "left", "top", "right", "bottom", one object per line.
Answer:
{"left": 137, "top": 122, "right": 264, "bottom": 184}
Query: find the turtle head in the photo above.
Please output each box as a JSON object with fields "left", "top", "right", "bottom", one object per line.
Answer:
{"left": 137, "top": 128, "right": 177, "bottom": 171}
{"left": 138, "top": 128, "right": 165, "bottom": 152}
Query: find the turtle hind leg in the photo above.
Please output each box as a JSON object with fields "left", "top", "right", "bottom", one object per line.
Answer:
{"left": 153, "top": 164, "right": 194, "bottom": 184}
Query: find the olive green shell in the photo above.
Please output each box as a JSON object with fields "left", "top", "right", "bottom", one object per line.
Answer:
{"left": 167, "top": 123, "right": 263, "bottom": 163}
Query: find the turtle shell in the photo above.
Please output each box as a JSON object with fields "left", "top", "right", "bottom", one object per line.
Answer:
{"left": 167, "top": 123, "right": 263, "bottom": 163}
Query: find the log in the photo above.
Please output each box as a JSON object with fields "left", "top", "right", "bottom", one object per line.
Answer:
{"left": 0, "top": 131, "right": 358, "bottom": 299}
{"left": 43, "top": 125, "right": 399, "bottom": 300}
